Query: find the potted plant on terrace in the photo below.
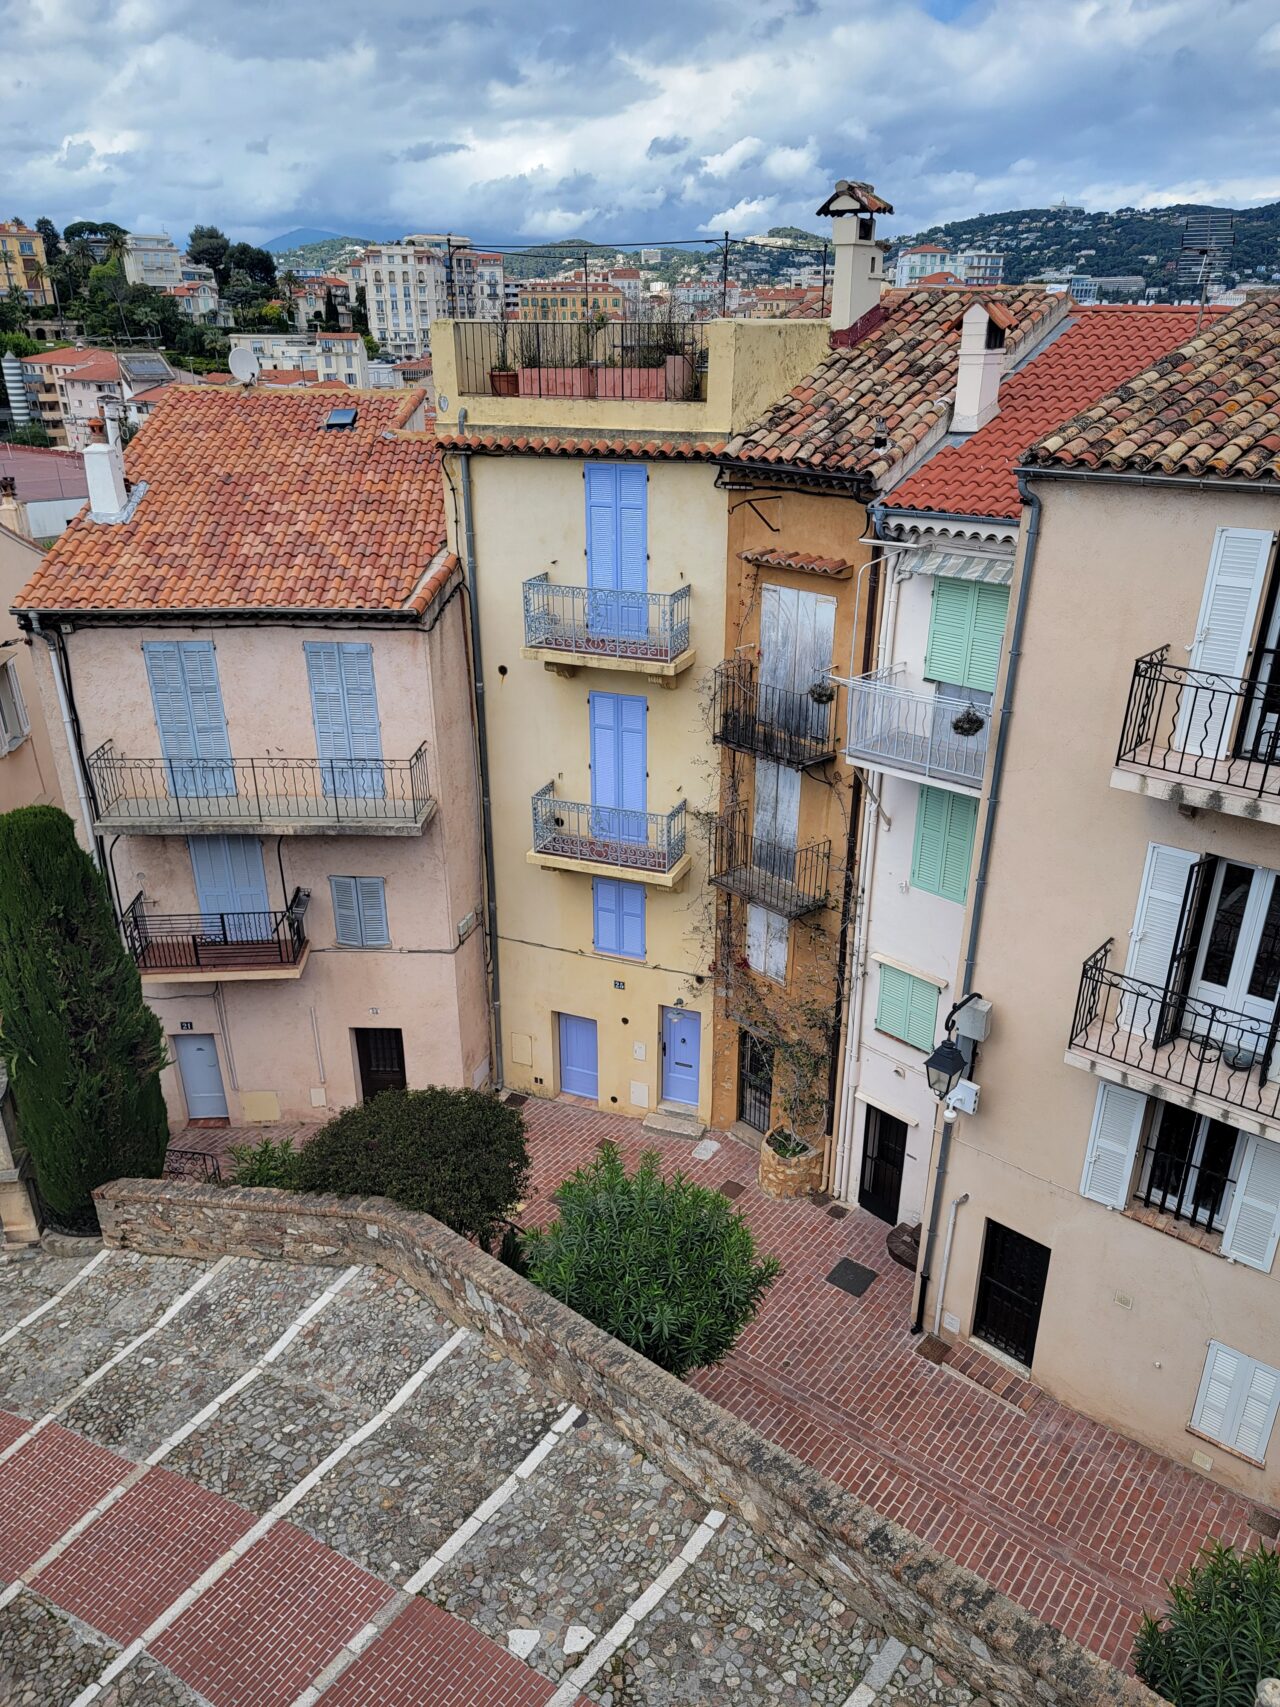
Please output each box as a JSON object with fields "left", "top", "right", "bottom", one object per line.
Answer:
{"left": 489, "top": 321, "right": 518, "bottom": 397}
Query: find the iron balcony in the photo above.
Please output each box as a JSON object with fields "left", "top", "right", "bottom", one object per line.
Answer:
{"left": 709, "top": 807, "right": 831, "bottom": 918}
{"left": 87, "top": 741, "right": 435, "bottom": 836}
{"left": 529, "top": 782, "right": 690, "bottom": 886}
{"left": 122, "top": 888, "right": 311, "bottom": 980}
{"left": 453, "top": 318, "right": 707, "bottom": 401}
{"left": 711, "top": 659, "right": 837, "bottom": 769}
{"left": 843, "top": 666, "right": 989, "bottom": 790}
{"left": 522, "top": 574, "right": 694, "bottom": 676}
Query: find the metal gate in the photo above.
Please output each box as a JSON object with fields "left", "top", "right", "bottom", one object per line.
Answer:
{"left": 737, "top": 1030, "right": 774, "bottom": 1133}
{"left": 973, "top": 1220, "right": 1051, "bottom": 1367}
{"left": 858, "top": 1107, "right": 907, "bottom": 1225}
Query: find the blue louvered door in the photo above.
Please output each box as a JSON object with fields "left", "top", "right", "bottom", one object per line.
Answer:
{"left": 143, "top": 641, "right": 234, "bottom": 799}
{"left": 189, "top": 836, "right": 271, "bottom": 942}
{"left": 304, "top": 642, "right": 385, "bottom": 799}
{"left": 586, "top": 463, "right": 647, "bottom": 643}
{"left": 589, "top": 691, "right": 647, "bottom": 846}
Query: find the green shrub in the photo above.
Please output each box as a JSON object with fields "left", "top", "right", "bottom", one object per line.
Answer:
{"left": 227, "top": 1134, "right": 299, "bottom": 1189}
{"left": 1134, "top": 1542, "right": 1280, "bottom": 1707}
{"left": 523, "top": 1142, "right": 780, "bottom": 1378}
{"left": 0, "top": 806, "right": 168, "bottom": 1224}
{"left": 291, "top": 1087, "right": 529, "bottom": 1249}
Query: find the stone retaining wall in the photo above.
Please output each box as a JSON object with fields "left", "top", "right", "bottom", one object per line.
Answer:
{"left": 95, "top": 1179, "right": 1162, "bottom": 1707}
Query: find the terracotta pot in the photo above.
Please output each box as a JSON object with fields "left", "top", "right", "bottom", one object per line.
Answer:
{"left": 518, "top": 366, "right": 596, "bottom": 398}
{"left": 489, "top": 368, "right": 518, "bottom": 397}
{"left": 596, "top": 365, "right": 665, "bottom": 400}
{"left": 758, "top": 1130, "right": 825, "bottom": 1200}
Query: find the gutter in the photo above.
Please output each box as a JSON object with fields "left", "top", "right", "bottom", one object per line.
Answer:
{"left": 911, "top": 470, "right": 1043, "bottom": 1335}
{"left": 1012, "top": 463, "right": 1280, "bottom": 496}
{"left": 30, "top": 618, "right": 104, "bottom": 879}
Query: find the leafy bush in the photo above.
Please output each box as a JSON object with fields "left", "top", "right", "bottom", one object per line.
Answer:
{"left": 291, "top": 1087, "right": 529, "bottom": 1249}
{"left": 227, "top": 1134, "right": 299, "bottom": 1189}
{"left": 1134, "top": 1542, "right": 1280, "bottom": 1707}
{"left": 0, "top": 806, "right": 168, "bottom": 1224}
{"left": 523, "top": 1142, "right": 780, "bottom": 1378}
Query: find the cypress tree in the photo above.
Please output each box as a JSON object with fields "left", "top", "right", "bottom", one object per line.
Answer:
{"left": 0, "top": 806, "right": 168, "bottom": 1222}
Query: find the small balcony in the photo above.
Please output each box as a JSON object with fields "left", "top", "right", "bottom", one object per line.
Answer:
{"left": 521, "top": 575, "right": 694, "bottom": 680}
{"left": 452, "top": 319, "right": 707, "bottom": 402}
{"left": 711, "top": 660, "right": 836, "bottom": 769}
{"left": 709, "top": 807, "right": 830, "bottom": 918}
{"left": 123, "top": 889, "right": 311, "bottom": 982}
{"left": 87, "top": 742, "right": 435, "bottom": 836}
{"left": 843, "top": 666, "right": 990, "bottom": 791}
{"left": 528, "top": 782, "right": 690, "bottom": 887}
{"left": 1068, "top": 939, "right": 1280, "bottom": 1135}
{"left": 1114, "top": 646, "right": 1280, "bottom": 824}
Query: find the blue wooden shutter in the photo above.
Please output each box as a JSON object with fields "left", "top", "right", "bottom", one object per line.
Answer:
{"left": 593, "top": 877, "right": 620, "bottom": 953}
{"left": 355, "top": 877, "right": 389, "bottom": 946}
{"left": 590, "top": 692, "right": 647, "bottom": 843}
{"left": 305, "top": 642, "right": 384, "bottom": 798}
{"left": 144, "top": 640, "right": 231, "bottom": 798}
{"left": 330, "top": 876, "right": 361, "bottom": 945}
{"left": 181, "top": 643, "right": 232, "bottom": 762}
{"left": 306, "top": 642, "right": 348, "bottom": 764}
{"left": 618, "top": 879, "right": 645, "bottom": 957}
{"left": 190, "top": 836, "right": 269, "bottom": 918}
{"left": 339, "top": 643, "right": 384, "bottom": 799}
{"left": 585, "top": 464, "right": 618, "bottom": 589}
{"left": 144, "top": 642, "right": 197, "bottom": 769}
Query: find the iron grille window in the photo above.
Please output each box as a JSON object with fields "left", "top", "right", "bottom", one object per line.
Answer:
{"left": 973, "top": 1220, "right": 1050, "bottom": 1367}
{"left": 1136, "top": 1104, "right": 1243, "bottom": 1230}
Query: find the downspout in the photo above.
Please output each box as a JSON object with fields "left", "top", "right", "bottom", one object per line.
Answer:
{"left": 31, "top": 618, "right": 101, "bottom": 876}
{"left": 455, "top": 411, "right": 503, "bottom": 1089}
{"left": 912, "top": 474, "right": 1043, "bottom": 1333}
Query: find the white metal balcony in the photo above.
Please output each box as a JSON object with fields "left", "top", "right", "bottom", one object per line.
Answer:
{"left": 842, "top": 666, "right": 990, "bottom": 792}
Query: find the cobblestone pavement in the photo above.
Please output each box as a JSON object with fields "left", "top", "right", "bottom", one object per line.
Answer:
{"left": 0, "top": 1244, "right": 966, "bottom": 1707}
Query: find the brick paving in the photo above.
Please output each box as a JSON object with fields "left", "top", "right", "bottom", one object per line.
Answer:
{"left": 513, "top": 1097, "right": 1272, "bottom": 1667}
{"left": 0, "top": 1425, "right": 132, "bottom": 1581}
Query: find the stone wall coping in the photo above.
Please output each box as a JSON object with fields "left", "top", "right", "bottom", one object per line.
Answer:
{"left": 94, "top": 1177, "right": 1163, "bottom": 1707}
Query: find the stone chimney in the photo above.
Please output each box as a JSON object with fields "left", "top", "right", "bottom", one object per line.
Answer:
{"left": 0, "top": 477, "right": 29, "bottom": 540}
{"left": 84, "top": 418, "right": 129, "bottom": 517}
{"left": 951, "top": 300, "right": 1010, "bottom": 435}
{"left": 816, "top": 179, "right": 894, "bottom": 332}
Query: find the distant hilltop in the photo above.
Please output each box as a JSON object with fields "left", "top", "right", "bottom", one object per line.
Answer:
{"left": 263, "top": 227, "right": 356, "bottom": 253}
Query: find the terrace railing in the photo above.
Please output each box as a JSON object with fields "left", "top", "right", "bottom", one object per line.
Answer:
{"left": 523, "top": 574, "right": 691, "bottom": 664}
{"left": 712, "top": 659, "right": 836, "bottom": 769}
{"left": 844, "top": 666, "right": 989, "bottom": 788}
{"left": 709, "top": 807, "right": 830, "bottom": 918}
{"left": 122, "top": 888, "right": 310, "bottom": 973}
{"left": 1116, "top": 645, "right": 1280, "bottom": 799}
{"left": 453, "top": 318, "right": 707, "bottom": 401}
{"left": 531, "top": 782, "right": 686, "bottom": 874}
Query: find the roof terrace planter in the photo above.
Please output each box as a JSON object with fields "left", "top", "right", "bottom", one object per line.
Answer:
{"left": 87, "top": 741, "right": 435, "bottom": 836}
{"left": 843, "top": 666, "right": 989, "bottom": 790}
{"left": 453, "top": 320, "right": 706, "bottom": 403}
{"left": 123, "top": 888, "right": 311, "bottom": 981}
{"left": 521, "top": 574, "right": 694, "bottom": 679}
{"left": 709, "top": 806, "right": 831, "bottom": 919}
{"left": 528, "top": 782, "right": 690, "bottom": 887}
{"left": 712, "top": 659, "right": 837, "bottom": 769}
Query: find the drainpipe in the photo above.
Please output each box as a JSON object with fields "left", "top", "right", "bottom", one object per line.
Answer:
{"left": 932, "top": 1192, "right": 969, "bottom": 1338}
{"left": 30, "top": 618, "right": 100, "bottom": 873}
{"left": 455, "top": 411, "right": 503, "bottom": 1089}
{"left": 912, "top": 474, "right": 1043, "bottom": 1333}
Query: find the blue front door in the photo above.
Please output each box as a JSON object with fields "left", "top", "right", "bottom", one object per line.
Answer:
{"left": 189, "top": 836, "right": 271, "bottom": 941}
{"left": 175, "top": 1033, "right": 229, "bottom": 1119}
{"left": 661, "top": 1007, "right": 701, "bottom": 1107}
{"left": 585, "top": 462, "right": 647, "bottom": 640}
{"left": 590, "top": 691, "right": 647, "bottom": 844}
{"left": 558, "top": 1013, "right": 598, "bottom": 1099}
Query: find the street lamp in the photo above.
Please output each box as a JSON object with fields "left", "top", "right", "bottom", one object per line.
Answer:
{"left": 924, "top": 1035, "right": 968, "bottom": 1101}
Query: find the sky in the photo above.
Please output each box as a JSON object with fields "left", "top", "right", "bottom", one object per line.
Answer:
{"left": 4, "top": 0, "right": 1280, "bottom": 252}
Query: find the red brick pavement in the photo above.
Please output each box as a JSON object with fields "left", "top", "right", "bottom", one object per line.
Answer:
{"left": 515, "top": 1097, "right": 1271, "bottom": 1667}
{"left": 0, "top": 1426, "right": 132, "bottom": 1582}
{"left": 32, "top": 1466, "right": 257, "bottom": 1642}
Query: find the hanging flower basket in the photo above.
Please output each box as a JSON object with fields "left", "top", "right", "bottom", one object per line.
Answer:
{"left": 808, "top": 679, "right": 836, "bottom": 704}
{"left": 951, "top": 704, "right": 986, "bottom": 738}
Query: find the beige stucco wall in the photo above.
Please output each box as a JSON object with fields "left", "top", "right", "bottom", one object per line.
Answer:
{"left": 25, "top": 603, "right": 489, "bottom": 1126}
{"left": 932, "top": 478, "right": 1280, "bottom": 1502}
{"left": 455, "top": 453, "right": 725, "bottom": 1120}
{"left": 0, "top": 526, "right": 64, "bottom": 815}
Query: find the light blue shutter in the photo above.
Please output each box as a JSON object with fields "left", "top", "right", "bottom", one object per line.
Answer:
{"left": 339, "top": 644, "right": 384, "bottom": 799}
{"left": 305, "top": 642, "right": 384, "bottom": 799}
{"left": 594, "top": 877, "right": 619, "bottom": 953}
{"left": 590, "top": 692, "right": 647, "bottom": 843}
{"left": 355, "top": 877, "right": 389, "bottom": 946}
{"left": 144, "top": 641, "right": 232, "bottom": 798}
{"left": 619, "top": 879, "right": 645, "bottom": 958}
{"left": 306, "top": 643, "right": 347, "bottom": 786}
{"left": 189, "top": 836, "right": 269, "bottom": 928}
{"left": 585, "top": 464, "right": 618, "bottom": 589}
{"left": 616, "top": 467, "right": 647, "bottom": 594}
{"left": 330, "top": 876, "right": 361, "bottom": 945}
{"left": 145, "top": 642, "right": 197, "bottom": 774}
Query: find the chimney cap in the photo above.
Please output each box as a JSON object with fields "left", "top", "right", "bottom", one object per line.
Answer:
{"left": 816, "top": 180, "right": 894, "bottom": 218}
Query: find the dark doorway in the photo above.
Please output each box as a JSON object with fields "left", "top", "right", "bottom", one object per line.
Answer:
{"left": 355, "top": 1027, "right": 406, "bottom": 1101}
{"left": 973, "top": 1220, "right": 1051, "bottom": 1367}
{"left": 858, "top": 1105, "right": 907, "bottom": 1224}
{"left": 737, "top": 1030, "right": 774, "bottom": 1133}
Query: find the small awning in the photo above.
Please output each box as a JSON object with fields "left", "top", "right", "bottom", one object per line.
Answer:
{"left": 902, "top": 546, "right": 1013, "bottom": 586}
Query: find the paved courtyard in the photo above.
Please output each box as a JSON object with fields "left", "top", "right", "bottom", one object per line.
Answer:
{"left": 0, "top": 1244, "right": 968, "bottom": 1707}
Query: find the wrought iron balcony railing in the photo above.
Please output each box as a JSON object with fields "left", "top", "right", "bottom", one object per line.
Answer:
{"left": 1116, "top": 645, "right": 1280, "bottom": 800}
{"left": 1069, "top": 939, "right": 1280, "bottom": 1122}
{"left": 709, "top": 806, "right": 830, "bottom": 918}
{"left": 453, "top": 318, "right": 707, "bottom": 401}
{"left": 712, "top": 659, "right": 836, "bottom": 769}
{"left": 843, "top": 666, "right": 990, "bottom": 788}
{"left": 87, "top": 741, "right": 434, "bottom": 833}
{"left": 531, "top": 781, "right": 686, "bottom": 874}
{"left": 123, "top": 889, "right": 310, "bottom": 974}
{"left": 522, "top": 574, "right": 691, "bottom": 664}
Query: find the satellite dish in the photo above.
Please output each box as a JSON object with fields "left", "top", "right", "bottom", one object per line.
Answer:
{"left": 228, "top": 347, "right": 260, "bottom": 384}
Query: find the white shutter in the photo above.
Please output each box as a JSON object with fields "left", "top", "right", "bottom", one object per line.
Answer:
{"left": 1175, "top": 527, "right": 1274, "bottom": 757}
{"left": 793, "top": 591, "right": 837, "bottom": 694}
{"left": 1080, "top": 1081, "right": 1146, "bottom": 1207}
{"left": 747, "top": 903, "right": 789, "bottom": 981}
{"left": 1119, "top": 843, "right": 1198, "bottom": 1032}
{"left": 1222, "top": 1134, "right": 1280, "bottom": 1271}
{"left": 758, "top": 585, "right": 797, "bottom": 692}
{"left": 1234, "top": 1359, "right": 1280, "bottom": 1460}
{"left": 1192, "top": 1341, "right": 1242, "bottom": 1445}
{"left": 1192, "top": 1340, "right": 1280, "bottom": 1461}
{"left": 752, "top": 759, "right": 801, "bottom": 850}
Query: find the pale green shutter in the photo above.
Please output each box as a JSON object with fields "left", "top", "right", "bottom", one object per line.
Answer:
{"left": 939, "top": 791, "right": 978, "bottom": 902}
{"left": 969, "top": 584, "right": 1010, "bottom": 692}
{"left": 924, "top": 578, "right": 1010, "bottom": 693}
{"left": 904, "top": 975, "right": 940, "bottom": 1050}
{"left": 912, "top": 787, "right": 977, "bottom": 904}
{"left": 875, "top": 965, "right": 939, "bottom": 1051}
{"left": 875, "top": 965, "right": 911, "bottom": 1040}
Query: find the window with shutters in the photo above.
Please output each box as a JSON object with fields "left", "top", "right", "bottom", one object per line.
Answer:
{"left": 0, "top": 662, "right": 29, "bottom": 753}
{"left": 924, "top": 578, "right": 1009, "bottom": 694}
{"left": 1191, "top": 1340, "right": 1280, "bottom": 1463}
{"left": 874, "top": 963, "right": 940, "bottom": 1051}
{"left": 329, "top": 876, "right": 390, "bottom": 947}
{"left": 911, "top": 786, "right": 978, "bottom": 904}
{"left": 593, "top": 877, "right": 645, "bottom": 959}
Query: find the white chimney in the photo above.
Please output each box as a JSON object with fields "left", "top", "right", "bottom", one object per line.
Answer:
{"left": 952, "top": 301, "right": 1007, "bottom": 435}
{"left": 84, "top": 420, "right": 130, "bottom": 517}
{"left": 0, "top": 478, "right": 30, "bottom": 539}
{"left": 817, "top": 179, "right": 893, "bottom": 333}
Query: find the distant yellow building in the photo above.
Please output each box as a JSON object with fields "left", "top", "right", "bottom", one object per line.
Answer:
{"left": 0, "top": 222, "right": 52, "bottom": 306}
{"left": 517, "top": 276, "right": 624, "bottom": 321}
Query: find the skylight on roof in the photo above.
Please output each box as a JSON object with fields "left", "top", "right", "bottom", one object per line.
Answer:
{"left": 324, "top": 407, "right": 358, "bottom": 429}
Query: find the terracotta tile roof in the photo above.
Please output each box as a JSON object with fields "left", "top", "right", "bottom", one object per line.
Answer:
{"left": 887, "top": 305, "right": 1218, "bottom": 520}
{"left": 16, "top": 387, "right": 446, "bottom": 617}
{"left": 259, "top": 368, "right": 319, "bottom": 386}
{"left": 128, "top": 384, "right": 175, "bottom": 405}
{"left": 61, "top": 353, "right": 123, "bottom": 385}
{"left": 723, "top": 287, "right": 1067, "bottom": 487}
{"left": 1024, "top": 299, "right": 1280, "bottom": 482}
{"left": 200, "top": 372, "right": 236, "bottom": 385}
{"left": 739, "top": 547, "right": 853, "bottom": 579}
{"left": 0, "top": 444, "right": 87, "bottom": 502}
{"left": 435, "top": 431, "right": 724, "bottom": 462}
{"left": 20, "top": 346, "right": 108, "bottom": 369}
{"left": 917, "top": 271, "right": 962, "bottom": 285}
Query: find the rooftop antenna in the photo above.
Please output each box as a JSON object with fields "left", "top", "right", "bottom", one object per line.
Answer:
{"left": 228, "top": 346, "right": 260, "bottom": 385}
{"left": 1179, "top": 210, "right": 1235, "bottom": 330}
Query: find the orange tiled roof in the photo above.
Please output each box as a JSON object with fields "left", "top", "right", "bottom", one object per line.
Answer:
{"left": 60, "top": 354, "right": 122, "bottom": 385}
{"left": 259, "top": 368, "right": 319, "bottom": 385}
{"left": 1024, "top": 299, "right": 1280, "bottom": 482}
{"left": 739, "top": 547, "right": 853, "bottom": 579}
{"left": 21, "top": 345, "right": 114, "bottom": 374}
{"left": 16, "top": 387, "right": 446, "bottom": 616}
{"left": 435, "top": 431, "right": 724, "bottom": 462}
{"left": 887, "top": 305, "right": 1219, "bottom": 520}
{"left": 723, "top": 287, "right": 1066, "bottom": 486}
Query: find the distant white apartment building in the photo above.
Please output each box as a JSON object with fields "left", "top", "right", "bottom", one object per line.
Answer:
{"left": 894, "top": 245, "right": 1004, "bottom": 288}
{"left": 123, "top": 234, "right": 185, "bottom": 289}
{"left": 347, "top": 236, "right": 498, "bottom": 357}
{"left": 473, "top": 253, "right": 505, "bottom": 320}
{"left": 226, "top": 330, "right": 369, "bottom": 386}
